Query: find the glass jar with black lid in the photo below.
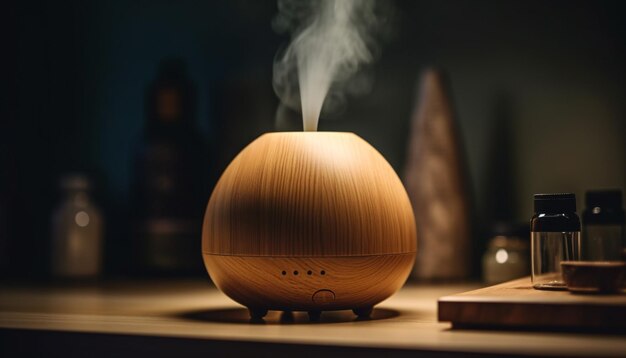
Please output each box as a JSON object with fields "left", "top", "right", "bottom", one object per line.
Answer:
{"left": 531, "top": 193, "right": 581, "bottom": 290}
{"left": 583, "top": 190, "right": 625, "bottom": 261}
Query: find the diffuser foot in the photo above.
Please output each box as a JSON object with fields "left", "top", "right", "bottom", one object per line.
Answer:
{"left": 248, "top": 308, "right": 268, "bottom": 320}
{"left": 280, "top": 311, "right": 294, "bottom": 323}
{"left": 308, "top": 310, "right": 322, "bottom": 322}
{"left": 353, "top": 306, "right": 373, "bottom": 318}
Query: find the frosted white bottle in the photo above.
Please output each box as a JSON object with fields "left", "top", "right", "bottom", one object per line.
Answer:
{"left": 51, "top": 175, "right": 103, "bottom": 278}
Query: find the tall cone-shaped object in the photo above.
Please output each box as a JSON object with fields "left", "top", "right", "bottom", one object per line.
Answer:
{"left": 404, "top": 69, "right": 472, "bottom": 280}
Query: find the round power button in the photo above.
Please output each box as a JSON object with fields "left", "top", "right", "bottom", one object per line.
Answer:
{"left": 312, "top": 289, "right": 335, "bottom": 304}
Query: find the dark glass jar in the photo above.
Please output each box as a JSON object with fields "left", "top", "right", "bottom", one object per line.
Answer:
{"left": 531, "top": 193, "right": 581, "bottom": 290}
{"left": 583, "top": 190, "right": 625, "bottom": 261}
{"left": 131, "top": 59, "right": 205, "bottom": 275}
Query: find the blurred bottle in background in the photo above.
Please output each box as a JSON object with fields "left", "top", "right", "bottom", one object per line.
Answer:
{"left": 583, "top": 190, "right": 624, "bottom": 261}
{"left": 0, "top": 195, "right": 7, "bottom": 276}
{"left": 482, "top": 222, "right": 529, "bottom": 284}
{"left": 132, "top": 59, "right": 205, "bottom": 275}
{"left": 51, "top": 174, "right": 103, "bottom": 279}
{"left": 404, "top": 69, "right": 473, "bottom": 280}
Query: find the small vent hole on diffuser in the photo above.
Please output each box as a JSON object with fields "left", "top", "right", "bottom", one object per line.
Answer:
{"left": 281, "top": 271, "right": 286, "bottom": 276}
{"left": 293, "top": 270, "right": 299, "bottom": 275}
{"left": 307, "top": 270, "right": 312, "bottom": 275}
{"left": 320, "top": 270, "right": 326, "bottom": 275}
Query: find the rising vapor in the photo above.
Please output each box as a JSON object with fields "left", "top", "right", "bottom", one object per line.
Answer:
{"left": 273, "top": 0, "right": 391, "bottom": 131}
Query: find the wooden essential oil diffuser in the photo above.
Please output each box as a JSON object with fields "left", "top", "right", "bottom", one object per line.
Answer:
{"left": 202, "top": 132, "right": 416, "bottom": 320}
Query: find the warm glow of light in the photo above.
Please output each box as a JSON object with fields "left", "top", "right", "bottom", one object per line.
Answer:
{"left": 75, "top": 211, "right": 90, "bottom": 227}
{"left": 495, "top": 249, "right": 509, "bottom": 264}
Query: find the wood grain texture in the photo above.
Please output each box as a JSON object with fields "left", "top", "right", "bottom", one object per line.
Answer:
{"left": 202, "top": 132, "right": 417, "bottom": 257}
{"left": 438, "top": 277, "right": 626, "bottom": 330}
{"left": 203, "top": 253, "right": 415, "bottom": 311}
{"left": 202, "top": 132, "right": 416, "bottom": 311}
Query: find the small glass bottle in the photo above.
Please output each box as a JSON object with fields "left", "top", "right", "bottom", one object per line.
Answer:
{"left": 51, "top": 175, "right": 103, "bottom": 279}
{"left": 531, "top": 193, "right": 581, "bottom": 290}
{"left": 583, "top": 190, "right": 624, "bottom": 261}
{"left": 482, "top": 222, "right": 530, "bottom": 284}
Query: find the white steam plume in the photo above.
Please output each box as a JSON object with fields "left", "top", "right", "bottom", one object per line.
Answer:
{"left": 273, "top": 0, "right": 390, "bottom": 131}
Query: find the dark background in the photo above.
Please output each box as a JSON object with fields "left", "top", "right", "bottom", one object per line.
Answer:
{"left": 3, "top": 0, "right": 626, "bottom": 279}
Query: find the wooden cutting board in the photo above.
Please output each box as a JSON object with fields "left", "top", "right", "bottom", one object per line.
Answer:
{"left": 438, "top": 277, "right": 626, "bottom": 330}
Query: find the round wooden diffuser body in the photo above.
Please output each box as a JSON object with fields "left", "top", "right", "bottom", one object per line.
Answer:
{"left": 202, "top": 132, "right": 416, "bottom": 318}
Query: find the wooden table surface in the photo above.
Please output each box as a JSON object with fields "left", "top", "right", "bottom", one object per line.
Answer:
{"left": 1, "top": 279, "right": 625, "bottom": 357}
{"left": 439, "top": 277, "right": 626, "bottom": 330}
